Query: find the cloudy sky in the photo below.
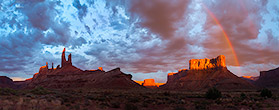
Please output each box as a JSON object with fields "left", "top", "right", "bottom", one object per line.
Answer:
{"left": 0, "top": 0, "right": 278, "bottom": 83}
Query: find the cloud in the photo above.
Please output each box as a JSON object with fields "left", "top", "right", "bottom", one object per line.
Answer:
{"left": 200, "top": 0, "right": 279, "bottom": 66}
{"left": 130, "top": 0, "right": 189, "bottom": 39}
{"left": 72, "top": 0, "right": 88, "bottom": 21}
{"left": 0, "top": 0, "right": 81, "bottom": 76}
{"left": 0, "top": 0, "right": 278, "bottom": 83}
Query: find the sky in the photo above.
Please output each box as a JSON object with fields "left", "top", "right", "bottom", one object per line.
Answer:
{"left": 0, "top": 0, "right": 278, "bottom": 83}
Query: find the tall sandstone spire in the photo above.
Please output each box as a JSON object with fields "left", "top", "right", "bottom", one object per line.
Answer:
{"left": 61, "top": 48, "right": 66, "bottom": 67}
{"left": 68, "top": 53, "right": 72, "bottom": 66}
{"left": 61, "top": 48, "right": 72, "bottom": 67}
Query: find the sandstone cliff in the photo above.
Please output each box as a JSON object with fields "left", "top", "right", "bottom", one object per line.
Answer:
{"left": 255, "top": 67, "right": 279, "bottom": 88}
{"left": 189, "top": 55, "right": 226, "bottom": 70}
{"left": 162, "top": 55, "right": 254, "bottom": 91}
{"left": 135, "top": 79, "right": 165, "bottom": 88}
{"left": 142, "top": 79, "right": 156, "bottom": 87}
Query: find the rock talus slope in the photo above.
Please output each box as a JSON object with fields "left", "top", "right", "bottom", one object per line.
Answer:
{"left": 162, "top": 55, "right": 254, "bottom": 91}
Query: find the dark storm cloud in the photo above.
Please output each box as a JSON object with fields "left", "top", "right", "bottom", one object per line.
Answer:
{"left": 0, "top": 31, "right": 43, "bottom": 73}
{"left": 130, "top": 0, "right": 189, "bottom": 39}
{"left": 113, "top": 0, "right": 197, "bottom": 73}
{"left": 0, "top": 0, "right": 84, "bottom": 75}
{"left": 72, "top": 0, "right": 88, "bottom": 21}
{"left": 22, "top": 1, "right": 55, "bottom": 30}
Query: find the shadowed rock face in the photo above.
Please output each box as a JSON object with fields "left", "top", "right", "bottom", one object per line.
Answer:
{"left": 0, "top": 76, "right": 16, "bottom": 88}
{"left": 61, "top": 48, "right": 72, "bottom": 67}
{"left": 23, "top": 48, "right": 142, "bottom": 89}
{"left": 189, "top": 55, "right": 226, "bottom": 70}
{"left": 240, "top": 76, "right": 259, "bottom": 85}
{"left": 162, "top": 55, "right": 254, "bottom": 91}
{"left": 255, "top": 67, "right": 279, "bottom": 88}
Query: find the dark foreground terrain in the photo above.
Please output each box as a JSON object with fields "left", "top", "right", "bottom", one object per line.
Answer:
{"left": 0, "top": 88, "right": 278, "bottom": 110}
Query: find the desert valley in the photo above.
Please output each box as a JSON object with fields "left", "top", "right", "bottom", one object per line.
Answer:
{"left": 0, "top": 48, "right": 278, "bottom": 110}
{"left": 1, "top": 1, "right": 279, "bottom": 109}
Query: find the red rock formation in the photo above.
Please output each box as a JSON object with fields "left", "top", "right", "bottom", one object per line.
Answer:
{"left": 167, "top": 69, "right": 187, "bottom": 83}
{"left": 134, "top": 81, "right": 144, "bottom": 85}
{"left": 240, "top": 76, "right": 259, "bottom": 85}
{"left": 189, "top": 55, "right": 226, "bottom": 70}
{"left": 61, "top": 48, "right": 72, "bottom": 67}
{"left": 241, "top": 76, "right": 259, "bottom": 81}
{"left": 68, "top": 53, "right": 72, "bottom": 66}
{"left": 0, "top": 76, "right": 16, "bottom": 88}
{"left": 23, "top": 48, "right": 141, "bottom": 89}
{"left": 135, "top": 79, "right": 165, "bottom": 88}
{"left": 255, "top": 67, "right": 279, "bottom": 88}
{"left": 98, "top": 67, "right": 103, "bottom": 71}
{"left": 142, "top": 79, "right": 156, "bottom": 87}
{"left": 61, "top": 48, "right": 66, "bottom": 67}
{"left": 162, "top": 55, "right": 254, "bottom": 91}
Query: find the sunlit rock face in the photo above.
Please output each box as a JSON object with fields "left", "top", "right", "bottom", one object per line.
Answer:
{"left": 255, "top": 67, "right": 279, "bottom": 88}
{"left": 98, "top": 67, "right": 103, "bottom": 71}
{"left": 142, "top": 79, "right": 156, "bottom": 87}
{"left": 162, "top": 55, "right": 254, "bottom": 91}
{"left": 22, "top": 48, "right": 142, "bottom": 89}
{"left": 134, "top": 79, "right": 165, "bottom": 88}
{"left": 189, "top": 55, "right": 226, "bottom": 70}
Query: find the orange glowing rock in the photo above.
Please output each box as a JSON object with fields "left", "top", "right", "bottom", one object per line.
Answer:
{"left": 168, "top": 72, "right": 176, "bottom": 76}
{"left": 39, "top": 63, "right": 49, "bottom": 73}
{"left": 25, "top": 78, "right": 33, "bottom": 81}
{"left": 62, "top": 48, "right": 66, "bottom": 52}
{"left": 156, "top": 83, "right": 165, "bottom": 87}
{"left": 241, "top": 76, "right": 259, "bottom": 82}
{"left": 134, "top": 79, "right": 165, "bottom": 87}
{"left": 98, "top": 67, "right": 103, "bottom": 71}
{"left": 163, "top": 55, "right": 255, "bottom": 91}
{"left": 142, "top": 79, "right": 156, "bottom": 87}
{"left": 189, "top": 55, "right": 226, "bottom": 70}
{"left": 134, "top": 81, "right": 144, "bottom": 85}
{"left": 242, "top": 76, "right": 252, "bottom": 79}
{"left": 178, "top": 69, "right": 187, "bottom": 72}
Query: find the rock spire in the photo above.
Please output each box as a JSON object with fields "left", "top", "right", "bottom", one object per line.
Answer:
{"left": 61, "top": 48, "right": 72, "bottom": 67}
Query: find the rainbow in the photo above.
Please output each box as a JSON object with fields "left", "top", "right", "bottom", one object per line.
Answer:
{"left": 201, "top": 3, "right": 240, "bottom": 66}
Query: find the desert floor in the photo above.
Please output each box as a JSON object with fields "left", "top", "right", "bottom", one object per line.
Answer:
{"left": 0, "top": 87, "right": 278, "bottom": 110}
